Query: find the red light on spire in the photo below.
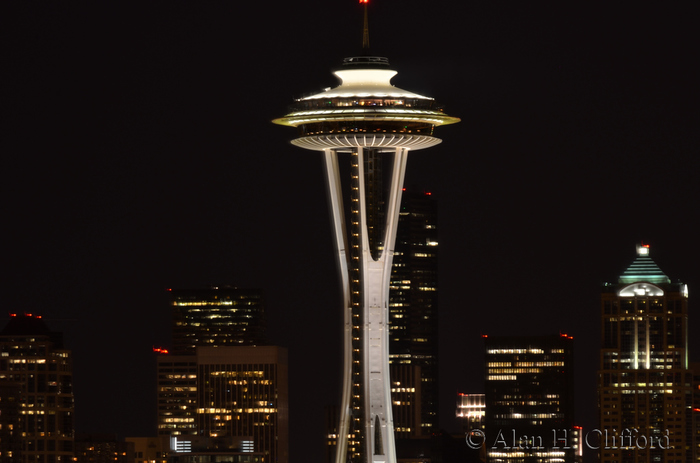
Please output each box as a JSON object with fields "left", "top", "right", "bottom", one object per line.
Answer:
{"left": 153, "top": 347, "right": 169, "bottom": 355}
{"left": 359, "top": 0, "right": 368, "bottom": 3}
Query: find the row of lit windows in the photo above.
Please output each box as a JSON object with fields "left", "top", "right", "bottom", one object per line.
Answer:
{"left": 487, "top": 349, "right": 546, "bottom": 354}
{"left": 492, "top": 413, "right": 562, "bottom": 419}
{"left": 196, "top": 408, "right": 277, "bottom": 414}
{"left": 488, "top": 368, "right": 544, "bottom": 374}
{"left": 488, "top": 361, "right": 564, "bottom": 367}
{"left": 174, "top": 300, "right": 259, "bottom": 306}
{"left": 209, "top": 371, "right": 264, "bottom": 377}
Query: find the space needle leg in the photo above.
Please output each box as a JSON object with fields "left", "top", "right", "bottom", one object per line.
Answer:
{"left": 359, "top": 147, "right": 408, "bottom": 463}
{"left": 323, "top": 149, "right": 352, "bottom": 463}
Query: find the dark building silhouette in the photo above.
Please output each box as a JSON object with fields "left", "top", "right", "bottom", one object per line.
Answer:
{"left": 691, "top": 363, "right": 700, "bottom": 462}
{"left": 390, "top": 188, "right": 439, "bottom": 438}
{"left": 0, "top": 314, "right": 74, "bottom": 463}
{"left": 598, "top": 244, "right": 694, "bottom": 463}
{"left": 74, "top": 434, "right": 134, "bottom": 463}
{"left": 484, "top": 335, "right": 579, "bottom": 463}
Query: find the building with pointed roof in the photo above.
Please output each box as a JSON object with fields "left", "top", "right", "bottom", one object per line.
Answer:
{"left": 598, "top": 244, "right": 694, "bottom": 463}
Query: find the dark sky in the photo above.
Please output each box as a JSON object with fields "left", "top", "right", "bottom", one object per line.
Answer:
{"left": 2, "top": 3, "right": 699, "bottom": 463}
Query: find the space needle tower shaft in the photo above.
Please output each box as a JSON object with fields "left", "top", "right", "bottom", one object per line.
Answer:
{"left": 273, "top": 3, "right": 459, "bottom": 462}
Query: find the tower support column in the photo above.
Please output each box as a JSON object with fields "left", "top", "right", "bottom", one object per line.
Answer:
{"left": 325, "top": 146, "right": 408, "bottom": 463}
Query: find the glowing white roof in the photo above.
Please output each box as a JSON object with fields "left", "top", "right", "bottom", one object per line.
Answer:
{"left": 301, "top": 68, "right": 432, "bottom": 100}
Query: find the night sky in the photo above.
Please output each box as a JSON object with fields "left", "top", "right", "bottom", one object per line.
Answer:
{"left": 3, "top": 3, "right": 699, "bottom": 463}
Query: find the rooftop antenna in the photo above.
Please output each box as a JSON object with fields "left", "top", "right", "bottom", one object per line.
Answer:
{"left": 360, "top": 0, "right": 370, "bottom": 49}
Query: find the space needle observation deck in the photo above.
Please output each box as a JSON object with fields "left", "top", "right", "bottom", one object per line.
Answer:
{"left": 273, "top": 55, "right": 459, "bottom": 151}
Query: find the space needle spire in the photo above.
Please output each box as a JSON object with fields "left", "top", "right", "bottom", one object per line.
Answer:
{"left": 273, "top": 2, "right": 459, "bottom": 462}
{"left": 361, "top": 0, "right": 370, "bottom": 49}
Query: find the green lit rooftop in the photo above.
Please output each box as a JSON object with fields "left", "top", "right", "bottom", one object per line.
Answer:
{"left": 618, "top": 244, "right": 671, "bottom": 285}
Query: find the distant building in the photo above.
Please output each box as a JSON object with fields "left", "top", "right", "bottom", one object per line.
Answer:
{"left": 158, "top": 286, "right": 268, "bottom": 437}
{"left": 125, "top": 437, "right": 169, "bottom": 463}
{"left": 484, "top": 334, "right": 579, "bottom": 463}
{"left": 598, "top": 244, "right": 694, "bottom": 463}
{"left": 156, "top": 286, "right": 286, "bottom": 463}
{"left": 169, "top": 286, "right": 266, "bottom": 355}
{"left": 0, "top": 382, "right": 22, "bottom": 463}
{"left": 691, "top": 363, "right": 700, "bottom": 462}
{"left": 456, "top": 393, "right": 485, "bottom": 434}
{"left": 195, "top": 346, "right": 288, "bottom": 463}
{"left": 390, "top": 189, "right": 439, "bottom": 438}
{"left": 155, "top": 346, "right": 288, "bottom": 463}
{"left": 74, "top": 434, "right": 134, "bottom": 463}
{"left": 0, "top": 313, "right": 74, "bottom": 463}
{"left": 157, "top": 355, "right": 198, "bottom": 437}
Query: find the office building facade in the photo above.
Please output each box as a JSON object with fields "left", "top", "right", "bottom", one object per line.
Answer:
{"left": 169, "top": 286, "right": 266, "bottom": 355}
{"left": 598, "top": 244, "right": 694, "bottom": 463}
{"left": 157, "top": 286, "right": 285, "bottom": 463}
{"left": 389, "top": 189, "right": 439, "bottom": 438}
{"left": 484, "top": 335, "right": 579, "bottom": 463}
{"left": 158, "top": 286, "right": 267, "bottom": 437}
{"left": 0, "top": 314, "right": 74, "bottom": 463}
{"left": 155, "top": 346, "right": 288, "bottom": 463}
{"left": 456, "top": 393, "right": 485, "bottom": 434}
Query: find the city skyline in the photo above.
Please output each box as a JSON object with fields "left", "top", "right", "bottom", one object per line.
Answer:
{"left": 3, "top": 3, "right": 700, "bottom": 463}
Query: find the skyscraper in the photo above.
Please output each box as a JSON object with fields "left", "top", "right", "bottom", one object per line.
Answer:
{"left": 155, "top": 347, "right": 289, "bottom": 463}
{"left": 158, "top": 286, "right": 267, "bottom": 438}
{"left": 598, "top": 244, "right": 693, "bottom": 463}
{"left": 168, "top": 286, "right": 266, "bottom": 355}
{"left": 389, "top": 189, "right": 439, "bottom": 438}
{"left": 273, "top": 2, "right": 459, "bottom": 460}
{"left": 195, "top": 346, "right": 288, "bottom": 463}
{"left": 484, "top": 335, "right": 579, "bottom": 463}
{"left": 0, "top": 313, "right": 75, "bottom": 463}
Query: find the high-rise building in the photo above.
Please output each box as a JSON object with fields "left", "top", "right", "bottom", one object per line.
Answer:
{"left": 0, "top": 313, "right": 75, "bottom": 463}
{"left": 168, "top": 286, "right": 266, "bottom": 355}
{"left": 156, "top": 286, "right": 286, "bottom": 463}
{"left": 155, "top": 347, "right": 288, "bottom": 463}
{"left": 195, "top": 346, "right": 288, "bottom": 463}
{"left": 598, "top": 244, "right": 694, "bottom": 463}
{"left": 484, "top": 335, "right": 579, "bottom": 463}
{"left": 691, "top": 362, "right": 700, "bottom": 462}
{"left": 272, "top": 2, "right": 458, "bottom": 461}
{"left": 156, "top": 354, "right": 198, "bottom": 437}
{"left": 389, "top": 189, "right": 439, "bottom": 438}
{"left": 455, "top": 393, "right": 485, "bottom": 435}
{"left": 158, "top": 286, "right": 267, "bottom": 437}
{"left": 74, "top": 434, "right": 134, "bottom": 463}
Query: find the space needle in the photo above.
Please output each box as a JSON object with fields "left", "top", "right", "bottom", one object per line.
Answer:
{"left": 273, "top": 2, "right": 459, "bottom": 462}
